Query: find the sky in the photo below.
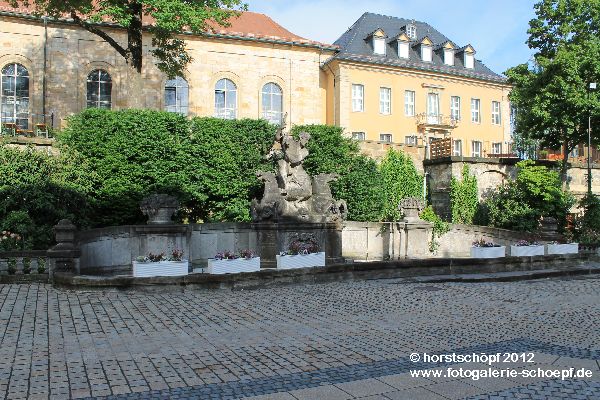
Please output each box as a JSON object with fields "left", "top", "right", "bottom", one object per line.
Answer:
{"left": 246, "top": 0, "right": 538, "bottom": 75}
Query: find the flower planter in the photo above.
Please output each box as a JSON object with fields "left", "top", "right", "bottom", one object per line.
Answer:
{"left": 133, "top": 260, "right": 189, "bottom": 278}
{"left": 510, "top": 245, "right": 545, "bottom": 257}
{"left": 470, "top": 246, "right": 506, "bottom": 259}
{"left": 276, "top": 252, "right": 326, "bottom": 269}
{"left": 206, "top": 257, "right": 261, "bottom": 274}
{"left": 546, "top": 243, "right": 579, "bottom": 255}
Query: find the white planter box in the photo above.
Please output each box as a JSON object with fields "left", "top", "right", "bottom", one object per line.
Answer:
{"left": 133, "top": 260, "right": 189, "bottom": 278}
{"left": 547, "top": 243, "right": 579, "bottom": 255}
{"left": 207, "top": 257, "right": 261, "bottom": 274}
{"left": 276, "top": 252, "right": 326, "bottom": 269}
{"left": 470, "top": 246, "right": 506, "bottom": 259}
{"left": 510, "top": 245, "right": 545, "bottom": 257}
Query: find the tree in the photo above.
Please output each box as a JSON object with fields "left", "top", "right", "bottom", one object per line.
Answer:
{"left": 450, "top": 165, "right": 478, "bottom": 224}
{"left": 379, "top": 149, "right": 423, "bottom": 221}
{"left": 8, "top": 0, "right": 246, "bottom": 104}
{"left": 506, "top": 0, "right": 600, "bottom": 184}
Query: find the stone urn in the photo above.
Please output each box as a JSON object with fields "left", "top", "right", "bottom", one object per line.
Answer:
{"left": 53, "top": 219, "right": 77, "bottom": 249}
{"left": 140, "top": 194, "right": 180, "bottom": 225}
{"left": 398, "top": 197, "right": 425, "bottom": 222}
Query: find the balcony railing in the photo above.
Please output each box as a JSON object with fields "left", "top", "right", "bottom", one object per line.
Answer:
{"left": 416, "top": 113, "right": 458, "bottom": 128}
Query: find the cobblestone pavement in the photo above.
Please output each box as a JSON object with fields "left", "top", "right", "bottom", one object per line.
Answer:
{"left": 0, "top": 276, "right": 599, "bottom": 399}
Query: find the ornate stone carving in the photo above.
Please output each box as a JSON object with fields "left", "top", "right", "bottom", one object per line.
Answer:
{"left": 252, "top": 122, "right": 348, "bottom": 223}
{"left": 398, "top": 197, "right": 425, "bottom": 222}
{"left": 140, "top": 194, "right": 180, "bottom": 225}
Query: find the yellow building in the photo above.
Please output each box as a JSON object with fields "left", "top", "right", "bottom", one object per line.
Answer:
{"left": 323, "top": 13, "right": 512, "bottom": 158}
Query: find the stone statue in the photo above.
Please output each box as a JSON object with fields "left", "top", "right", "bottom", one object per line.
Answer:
{"left": 398, "top": 197, "right": 425, "bottom": 222}
{"left": 252, "top": 122, "right": 347, "bottom": 223}
{"left": 140, "top": 194, "right": 180, "bottom": 224}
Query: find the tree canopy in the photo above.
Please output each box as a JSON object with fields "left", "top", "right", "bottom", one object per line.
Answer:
{"left": 8, "top": 0, "right": 247, "bottom": 77}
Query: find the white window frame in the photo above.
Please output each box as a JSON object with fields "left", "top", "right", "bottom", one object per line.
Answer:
{"left": 352, "top": 132, "right": 366, "bottom": 141}
{"left": 373, "top": 37, "right": 386, "bottom": 55}
{"left": 214, "top": 78, "right": 237, "bottom": 119}
{"left": 404, "top": 90, "right": 415, "bottom": 116}
{"left": 465, "top": 53, "right": 475, "bottom": 69}
{"left": 405, "top": 135, "right": 418, "bottom": 146}
{"left": 444, "top": 49, "right": 454, "bottom": 66}
{"left": 471, "top": 98, "right": 481, "bottom": 123}
{"left": 421, "top": 46, "right": 432, "bottom": 63}
{"left": 406, "top": 24, "right": 416, "bottom": 39}
{"left": 453, "top": 139, "right": 462, "bottom": 156}
{"left": 450, "top": 96, "right": 461, "bottom": 121}
{"left": 164, "top": 76, "right": 189, "bottom": 115}
{"left": 380, "top": 133, "right": 393, "bottom": 143}
{"left": 471, "top": 140, "right": 482, "bottom": 157}
{"left": 398, "top": 42, "right": 409, "bottom": 59}
{"left": 492, "top": 142, "right": 502, "bottom": 155}
{"left": 261, "top": 82, "right": 284, "bottom": 125}
{"left": 379, "top": 87, "right": 391, "bottom": 115}
{"left": 352, "top": 84, "right": 364, "bottom": 112}
{"left": 491, "top": 101, "right": 501, "bottom": 125}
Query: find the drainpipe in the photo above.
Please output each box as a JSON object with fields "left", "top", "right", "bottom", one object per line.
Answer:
{"left": 42, "top": 15, "right": 48, "bottom": 124}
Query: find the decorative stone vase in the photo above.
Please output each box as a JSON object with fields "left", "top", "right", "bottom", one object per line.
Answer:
{"left": 206, "top": 257, "right": 261, "bottom": 275}
{"left": 140, "top": 194, "right": 180, "bottom": 225}
{"left": 276, "top": 252, "right": 326, "bottom": 269}
{"left": 470, "top": 246, "right": 506, "bottom": 259}
{"left": 546, "top": 243, "right": 579, "bottom": 255}
{"left": 132, "top": 260, "right": 189, "bottom": 277}
{"left": 510, "top": 245, "right": 545, "bottom": 257}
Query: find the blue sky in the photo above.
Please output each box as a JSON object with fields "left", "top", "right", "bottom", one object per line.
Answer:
{"left": 247, "top": 0, "right": 538, "bottom": 75}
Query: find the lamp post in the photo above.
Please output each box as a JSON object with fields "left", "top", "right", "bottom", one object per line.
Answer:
{"left": 588, "top": 82, "right": 597, "bottom": 195}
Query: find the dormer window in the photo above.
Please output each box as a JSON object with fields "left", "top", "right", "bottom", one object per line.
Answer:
{"left": 465, "top": 53, "right": 474, "bottom": 69}
{"left": 444, "top": 49, "right": 454, "bottom": 66}
{"left": 373, "top": 36, "right": 386, "bottom": 55}
{"left": 422, "top": 46, "right": 432, "bottom": 62}
{"left": 406, "top": 24, "right": 416, "bottom": 39}
{"left": 399, "top": 41, "right": 409, "bottom": 59}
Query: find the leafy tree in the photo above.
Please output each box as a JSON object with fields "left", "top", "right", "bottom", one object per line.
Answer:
{"left": 506, "top": 0, "right": 600, "bottom": 183}
{"left": 7, "top": 0, "right": 246, "bottom": 104}
{"left": 290, "top": 125, "right": 384, "bottom": 221}
{"left": 450, "top": 165, "right": 478, "bottom": 224}
{"left": 379, "top": 149, "right": 423, "bottom": 221}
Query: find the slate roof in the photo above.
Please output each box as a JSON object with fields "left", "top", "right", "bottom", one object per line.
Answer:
{"left": 331, "top": 12, "right": 507, "bottom": 84}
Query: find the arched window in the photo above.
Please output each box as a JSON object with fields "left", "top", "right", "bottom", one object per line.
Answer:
{"left": 261, "top": 83, "right": 283, "bottom": 125}
{"left": 1, "top": 63, "right": 29, "bottom": 129}
{"left": 214, "top": 78, "right": 236, "bottom": 119}
{"left": 165, "top": 76, "right": 189, "bottom": 115}
{"left": 87, "top": 69, "right": 112, "bottom": 109}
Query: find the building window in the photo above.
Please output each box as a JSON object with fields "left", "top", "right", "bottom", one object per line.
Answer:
{"left": 492, "top": 142, "right": 502, "bottom": 155}
{"left": 471, "top": 140, "right": 482, "bottom": 157}
{"left": 262, "top": 82, "right": 283, "bottom": 125}
{"left": 450, "top": 96, "right": 461, "bottom": 121}
{"left": 404, "top": 90, "right": 415, "bottom": 116}
{"left": 164, "top": 76, "right": 189, "bottom": 115}
{"left": 398, "top": 42, "right": 409, "bottom": 59}
{"left": 87, "top": 69, "right": 112, "bottom": 109}
{"left": 380, "top": 133, "right": 392, "bottom": 143}
{"left": 379, "top": 87, "right": 391, "bottom": 115}
{"left": 421, "top": 46, "right": 432, "bottom": 62}
{"left": 405, "top": 135, "right": 418, "bottom": 146}
{"left": 453, "top": 139, "right": 462, "bottom": 156}
{"left": 491, "top": 101, "right": 501, "bottom": 125}
{"left": 465, "top": 53, "right": 474, "bottom": 69}
{"left": 406, "top": 24, "right": 416, "bottom": 39}
{"left": 373, "top": 37, "right": 386, "bottom": 55}
{"left": 352, "top": 132, "right": 365, "bottom": 141}
{"left": 0, "top": 63, "right": 29, "bottom": 129}
{"left": 444, "top": 49, "right": 454, "bottom": 66}
{"left": 427, "top": 93, "right": 440, "bottom": 123}
{"left": 352, "top": 84, "right": 364, "bottom": 112}
{"left": 471, "top": 98, "right": 481, "bottom": 123}
{"left": 215, "top": 78, "right": 237, "bottom": 119}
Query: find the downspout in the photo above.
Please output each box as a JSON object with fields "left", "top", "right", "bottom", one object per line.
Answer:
{"left": 42, "top": 15, "right": 48, "bottom": 124}
{"left": 325, "top": 62, "right": 337, "bottom": 126}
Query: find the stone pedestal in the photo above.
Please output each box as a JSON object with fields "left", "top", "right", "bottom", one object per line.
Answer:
{"left": 398, "top": 220, "right": 433, "bottom": 258}
{"left": 47, "top": 219, "right": 81, "bottom": 280}
{"left": 253, "top": 222, "right": 343, "bottom": 268}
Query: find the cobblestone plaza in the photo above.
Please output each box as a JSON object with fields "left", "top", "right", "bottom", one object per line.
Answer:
{"left": 0, "top": 276, "right": 599, "bottom": 399}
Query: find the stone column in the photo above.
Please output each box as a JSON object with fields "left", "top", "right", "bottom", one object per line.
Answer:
{"left": 46, "top": 219, "right": 81, "bottom": 280}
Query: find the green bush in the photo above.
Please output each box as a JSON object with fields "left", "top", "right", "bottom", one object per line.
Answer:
{"left": 477, "top": 161, "right": 573, "bottom": 231}
{"left": 420, "top": 205, "right": 450, "bottom": 253}
{"left": 575, "top": 193, "right": 600, "bottom": 243}
{"left": 379, "top": 149, "right": 423, "bottom": 221}
{"left": 450, "top": 165, "right": 478, "bottom": 224}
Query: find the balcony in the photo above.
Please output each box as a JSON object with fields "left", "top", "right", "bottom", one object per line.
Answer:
{"left": 416, "top": 113, "right": 458, "bottom": 130}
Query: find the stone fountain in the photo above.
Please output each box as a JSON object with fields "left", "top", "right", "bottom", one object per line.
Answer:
{"left": 251, "top": 125, "right": 347, "bottom": 267}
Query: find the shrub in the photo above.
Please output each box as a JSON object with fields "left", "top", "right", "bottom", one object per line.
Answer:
{"left": 379, "top": 149, "right": 423, "bottom": 221}
{"left": 420, "top": 205, "right": 450, "bottom": 253}
{"left": 7, "top": 258, "right": 16, "bottom": 275}
{"left": 450, "top": 165, "right": 478, "bottom": 224}
{"left": 36, "top": 258, "right": 46, "bottom": 274}
{"left": 22, "top": 258, "right": 31, "bottom": 274}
